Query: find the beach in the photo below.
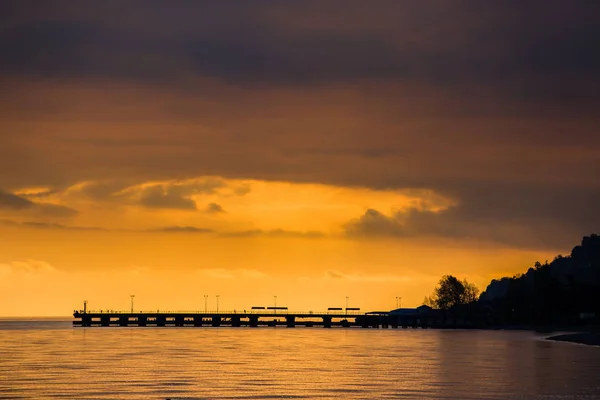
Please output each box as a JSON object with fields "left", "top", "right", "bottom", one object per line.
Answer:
{"left": 547, "top": 332, "right": 600, "bottom": 346}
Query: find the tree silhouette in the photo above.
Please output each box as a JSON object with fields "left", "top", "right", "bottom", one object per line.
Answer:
{"left": 427, "top": 275, "right": 479, "bottom": 309}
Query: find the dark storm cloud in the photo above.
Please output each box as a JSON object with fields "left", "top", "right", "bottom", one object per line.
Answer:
{"left": 345, "top": 181, "right": 600, "bottom": 249}
{"left": 1, "top": 1, "right": 598, "bottom": 103}
{"left": 1, "top": 1, "right": 599, "bottom": 251}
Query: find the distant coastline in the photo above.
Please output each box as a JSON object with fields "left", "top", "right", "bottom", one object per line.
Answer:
{"left": 546, "top": 332, "right": 600, "bottom": 347}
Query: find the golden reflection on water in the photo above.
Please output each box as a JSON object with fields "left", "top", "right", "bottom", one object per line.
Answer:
{"left": 0, "top": 321, "right": 600, "bottom": 399}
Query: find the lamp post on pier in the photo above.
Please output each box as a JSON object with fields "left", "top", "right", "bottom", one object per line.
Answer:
{"left": 204, "top": 295, "right": 208, "bottom": 313}
{"left": 345, "top": 296, "right": 349, "bottom": 314}
{"left": 396, "top": 296, "right": 402, "bottom": 309}
{"left": 130, "top": 294, "right": 135, "bottom": 313}
{"left": 216, "top": 295, "right": 220, "bottom": 313}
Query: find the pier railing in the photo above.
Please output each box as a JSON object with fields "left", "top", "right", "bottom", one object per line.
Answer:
{"left": 78, "top": 309, "right": 366, "bottom": 316}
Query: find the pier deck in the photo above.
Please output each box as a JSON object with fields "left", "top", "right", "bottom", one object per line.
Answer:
{"left": 72, "top": 310, "right": 434, "bottom": 328}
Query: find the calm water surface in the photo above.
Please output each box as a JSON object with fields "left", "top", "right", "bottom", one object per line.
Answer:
{"left": 1, "top": 319, "right": 600, "bottom": 399}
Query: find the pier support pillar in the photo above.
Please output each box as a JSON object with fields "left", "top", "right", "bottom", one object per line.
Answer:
{"left": 119, "top": 316, "right": 129, "bottom": 326}
{"left": 231, "top": 316, "right": 241, "bottom": 327}
{"left": 249, "top": 315, "right": 259, "bottom": 327}
{"left": 175, "top": 315, "right": 184, "bottom": 327}
{"left": 356, "top": 316, "right": 370, "bottom": 328}
{"left": 82, "top": 315, "right": 92, "bottom": 327}
{"left": 381, "top": 316, "right": 390, "bottom": 329}
{"left": 101, "top": 316, "right": 110, "bottom": 327}
{"left": 138, "top": 316, "right": 147, "bottom": 327}
{"left": 157, "top": 315, "right": 166, "bottom": 327}
{"left": 322, "top": 316, "right": 332, "bottom": 328}
{"left": 286, "top": 316, "right": 295, "bottom": 328}
{"left": 211, "top": 316, "right": 221, "bottom": 327}
{"left": 193, "top": 316, "right": 203, "bottom": 327}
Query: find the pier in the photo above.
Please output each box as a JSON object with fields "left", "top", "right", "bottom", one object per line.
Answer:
{"left": 72, "top": 310, "right": 437, "bottom": 328}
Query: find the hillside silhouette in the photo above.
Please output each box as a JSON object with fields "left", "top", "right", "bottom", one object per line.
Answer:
{"left": 479, "top": 234, "right": 600, "bottom": 327}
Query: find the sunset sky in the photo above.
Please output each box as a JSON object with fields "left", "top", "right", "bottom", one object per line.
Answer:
{"left": 1, "top": 1, "right": 599, "bottom": 316}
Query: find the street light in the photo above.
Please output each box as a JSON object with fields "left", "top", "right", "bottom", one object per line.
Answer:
{"left": 396, "top": 296, "right": 402, "bottom": 309}
{"left": 345, "top": 296, "right": 349, "bottom": 314}
{"left": 216, "top": 295, "right": 220, "bottom": 313}
{"left": 204, "top": 295, "right": 208, "bottom": 313}
{"left": 130, "top": 294, "right": 135, "bottom": 313}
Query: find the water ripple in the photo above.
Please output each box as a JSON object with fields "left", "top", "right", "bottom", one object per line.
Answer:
{"left": 1, "top": 322, "right": 600, "bottom": 399}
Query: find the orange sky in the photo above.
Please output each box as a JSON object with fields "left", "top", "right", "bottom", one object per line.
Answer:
{"left": 0, "top": 176, "right": 567, "bottom": 316}
{"left": 1, "top": 2, "right": 599, "bottom": 316}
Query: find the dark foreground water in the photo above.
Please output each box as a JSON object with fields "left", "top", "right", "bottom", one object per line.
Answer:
{"left": 1, "top": 319, "right": 600, "bottom": 399}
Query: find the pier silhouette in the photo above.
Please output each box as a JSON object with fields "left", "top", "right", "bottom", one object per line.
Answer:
{"left": 72, "top": 309, "right": 440, "bottom": 328}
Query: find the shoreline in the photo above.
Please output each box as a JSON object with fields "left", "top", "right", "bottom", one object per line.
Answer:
{"left": 546, "top": 332, "right": 600, "bottom": 347}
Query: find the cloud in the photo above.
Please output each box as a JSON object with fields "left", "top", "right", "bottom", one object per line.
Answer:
{"left": 233, "top": 184, "right": 252, "bottom": 196}
{"left": 36, "top": 203, "right": 79, "bottom": 217}
{"left": 0, "top": 219, "right": 104, "bottom": 231}
{"left": 0, "top": 189, "right": 34, "bottom": 209}
{"left": 0, "top": 259, "right": 57, "bottom": 275}
{"left": 0, "top": 3, "right": 599, "bottom": 253}
{"left": 325, "top": 270, "right": 345, "bottom": 279}
{"left": 21, "top": 221, "right": 99, "bottom": 230}
{"left": 14, "top": 187, "right": 56, "bottom": 198}
{"left": 0, "top": 219, "right": 328, "bottom": 240}
{"left": 205, "top": 202, "right": 225, "bottom": 214}
{"left": 343, "top": 193, "right": 596, "bottom": 250}
{"left": 1, "top": 220, "right": 212, "bottom": 233}
{"left": 0, "top": 189, "right": 78, "bottom": 217}
{"left": 237, "top": 268, "right": 268, "bottom": 279}
{"left": 324, "top": 269, "right": 413, "bottom": 283}
{"left": 139, "top": 185, "right": 197, "bottom": 210}
{"left": 198, "top": 268, "right": 267, "bottom": 280}
{"left": 221, "top": 229, "right": 325, "bottom": 239}
{"left": 344, "top": 209, "right": 407, "bottom": 238}
{"left": 106, "top": 178, "right": 229, "bottom": 210}
{"left": 64, "top": 178, "right": 229, "bottom": 206}
{"left": 150, "top": 226, "right": 213, "bottom": 233}
{"left": 65, "top": 180, "right": 134, "bottom": 201}
{"left": 1, "top": 1, "right": 598, "bottom": 104}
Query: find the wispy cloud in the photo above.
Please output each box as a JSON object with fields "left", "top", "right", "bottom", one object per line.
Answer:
{"left": 220, "top": 229, "right": 325, "bottom": 239}
{"left": 148, "top": 226, "right": 214, "bottom": 233}
{"left": 0, "top": 219, "right": 103, "bottom": 231}
{"left": 0, "top": 260, "right": 58, "bottom": 276}
{"left": 197, "top": 268, "right": 267, "bottom": 280}
{"left": 324, "top": 269, "right": 413, "bottom": 283}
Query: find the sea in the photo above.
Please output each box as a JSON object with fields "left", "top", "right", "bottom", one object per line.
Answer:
{"left": 1, "top": 319, "right": 600, "bottom": 399}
